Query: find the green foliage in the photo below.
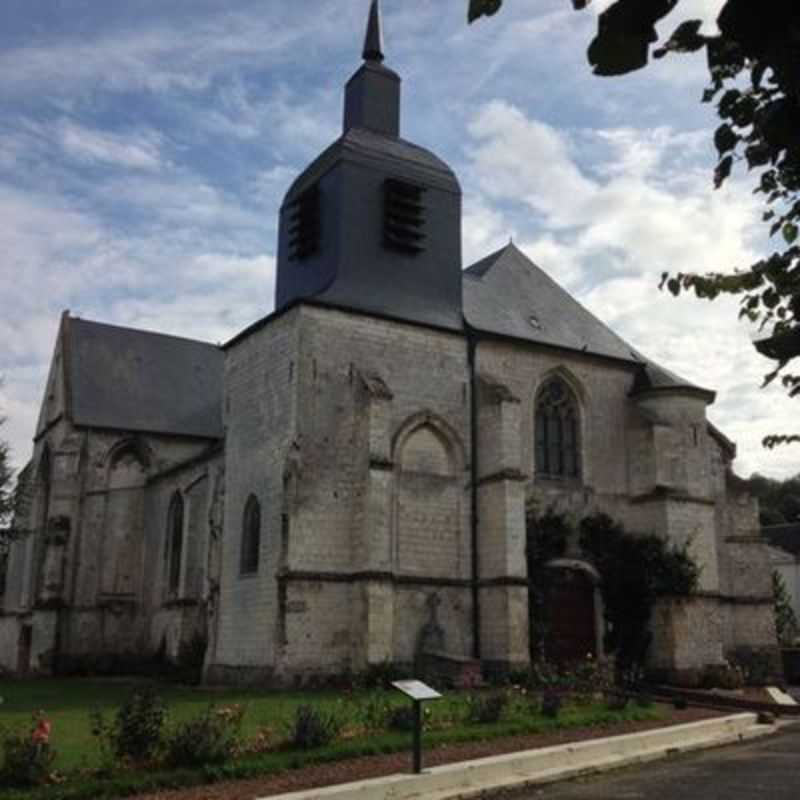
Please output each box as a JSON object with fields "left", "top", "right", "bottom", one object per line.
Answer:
{"left": 173, "top": 632, "right": 208, "bottom": 685}
{"left": 89, "top": 687, "right": 166, "bottom": 764}
{"left": 526, "top": 508, "right": 571, "bottom": 658}
{"left": 700, "top": 662, "right": 745, "bottom": 690}
{"left": 163, "top": 704, "right": 244, "bottom": 768}
{"left": 0, "top": 415, "right": 33, "bottom": 550}
{"left": 385, "top": 705, "right": 416, "bottom": 732}
{"left": 0, "top": 712, "right": 56, "bottom": 788}
{"left": 729, "top": 646, "right": 775, "bottom": 685}
{"left": 464, "top": 692, "right": 508, "bottom": 724}
{"left": 540, "top": 690, "right": 561, "bottom": 718}
{"left": 0, "top": 421, "right": 12, "bottom": 534}
{"left": 747, "top": 471, "right": 800, "bottom": 525}
{"left": 525, "top": 510, "right": 699, "bottom": 672}
{"left": 0, "top": 679, "right": 667, "bottom": 800}
{"left": 470, "top": 1, "right": 800, "bottom": 447}
{"left": 352, "top": 661, "right": 408, "bottom": 690}
{"left": 287, "top": 705, "right": 341, "bottom": 749}
{"left": 579, "top": 513, "right": 700, "bottom": 670}
{"left": 527, "top": 508, "right": 571, "bottom": 567}
{"left": 773, "top": 570, "right": 799, "bottom": 646}
{"left": 467, "top": 0, "right": 503, "bottom": 24}
{"left": 604, "top": 690, "right": 629, "bottom": 711}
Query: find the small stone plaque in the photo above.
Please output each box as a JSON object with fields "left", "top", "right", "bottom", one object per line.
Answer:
{"left": 391, "top": 679, "right": 442, "bottom": 701}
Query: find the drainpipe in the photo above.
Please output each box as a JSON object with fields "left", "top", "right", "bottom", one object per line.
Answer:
{"left": 467, "top": 328, "right": 481, "bottom": 660}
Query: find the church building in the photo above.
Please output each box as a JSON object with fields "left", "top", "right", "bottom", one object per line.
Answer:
{"left": 0, "top": 2, "right": 779, "bottom": 684}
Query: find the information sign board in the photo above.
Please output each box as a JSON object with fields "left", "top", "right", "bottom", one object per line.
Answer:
{"left": 391, "top": 680, "right": 442, "bottom": 701}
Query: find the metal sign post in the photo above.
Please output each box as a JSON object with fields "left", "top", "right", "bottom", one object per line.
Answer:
{"left": 391, "top": 679, "right": 442, "bottom": 774}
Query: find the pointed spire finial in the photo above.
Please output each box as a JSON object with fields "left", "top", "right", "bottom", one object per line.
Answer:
{"left": 362, "top": 0, "right": 384, "bottom": 63}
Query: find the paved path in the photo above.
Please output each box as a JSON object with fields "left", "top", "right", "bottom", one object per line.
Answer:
{"left": 507, "top": 722, "right": 800, "bottom": 800}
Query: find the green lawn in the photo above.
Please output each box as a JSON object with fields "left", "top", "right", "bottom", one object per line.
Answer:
{"left": 0, "top": 679, "right": 362, "bottom": 771}
{"left": 0, "top": 678, "right": 665, "bottom": 800}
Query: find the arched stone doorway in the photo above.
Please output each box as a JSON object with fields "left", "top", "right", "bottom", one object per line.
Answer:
{"left": 540, "top": 560, "right": 602, "bottom": 664}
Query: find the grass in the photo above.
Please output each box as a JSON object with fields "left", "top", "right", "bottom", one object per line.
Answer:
{"left": 0, "top": 678, "right": 665, "bottom": 800}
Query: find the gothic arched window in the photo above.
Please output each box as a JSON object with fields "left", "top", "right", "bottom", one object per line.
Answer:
{"left": 535, "top": 378, "right": 581, "bottom": 479}
{"left": 241, "top": 495, "right": 261, "bottom": 575}
{"left": 166, "top": 492, "right": 184, "bottom": 595}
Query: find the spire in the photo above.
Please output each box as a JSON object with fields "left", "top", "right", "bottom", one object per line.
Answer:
{"left": 344, "top": 0, "right": 400, "bottom": 137}
{"left": 362, "top": 0, "right": 384, "bottom": 63}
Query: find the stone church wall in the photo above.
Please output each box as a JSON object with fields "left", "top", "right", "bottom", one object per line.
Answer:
{"left": 146, "top": 455, "right": 222, "bottom": 664}
{"left": 232, "top": 304, "right": 476, "bottom": 681}
{"left": 207, "top": 308, "right": 299, "bottom": 683}
{"left": 0, "top": 411, "right": 218, "bottom": 674}
{"left": 473, "top": 339, "right": 637, "bottom": 519}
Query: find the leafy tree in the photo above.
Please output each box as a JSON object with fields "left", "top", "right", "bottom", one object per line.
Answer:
{"left": 0, "top": 416, "right": 31, "bottom": 548}
{"left": 748, "top": 471, "right": 800, "bottom": 525}
{"left": 0, "top": 418, "right": 14, "bottom": 596}
{"left": 0, "top": 420, "right": 12, "bottom": 535}
{"left": 469, "top": 1, "right": 800, "bottom": 447}
{"left": 773, "top": 570, "right": 799, "bottom": 645}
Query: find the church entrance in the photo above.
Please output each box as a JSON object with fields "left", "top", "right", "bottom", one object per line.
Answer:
{"left": 541, "top": 564, "right": 598, "bottom": 664}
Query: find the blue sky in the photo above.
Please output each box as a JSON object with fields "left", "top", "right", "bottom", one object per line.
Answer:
{"left": 0, "top": 0, "right": 796, "bottom": 478}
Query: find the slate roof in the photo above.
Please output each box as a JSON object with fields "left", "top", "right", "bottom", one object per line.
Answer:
{"left": 67, "top": 317, "right": 224, "bottom": 439}
{"left": 285, "top": 126, "right": 459, "bottom": 201}
{"left": 463, "top": 243, "right": 712, "bottom": 396}
{"left": 464, "top": 243, "right": 636, "bottom": 360}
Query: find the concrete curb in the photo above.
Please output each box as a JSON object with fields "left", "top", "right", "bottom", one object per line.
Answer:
{"left": 260, "top": 713, "right": 774, "bottom": 800}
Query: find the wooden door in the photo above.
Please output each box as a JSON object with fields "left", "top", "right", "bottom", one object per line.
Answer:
{"left": 545, "top": 568, "right": 596, "bottom": 664}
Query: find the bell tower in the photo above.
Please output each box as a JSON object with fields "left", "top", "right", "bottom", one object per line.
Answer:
{"left": 274, "top": 0, "right": 463, "bottom": 331}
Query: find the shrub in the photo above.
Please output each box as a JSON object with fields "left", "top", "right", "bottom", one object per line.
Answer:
{"left": 729, "top": 647, "right": 774, "bottom": 686}
{"left": 386, "top": 704, "right": 416, "bottom": 731}
{"left": 288, "top": 705, "right": 341, "bottom": 749}
{"left": 355, "top": 661, "right": 407, "bottom": 689}
{"left": 579, "top": 513, "right": 700, "bottom": 672}
{"left": 164, "top": 704, "right": 244, "bottom": 767}
{"left": 525, "top": 659, "right": 561, "bottom": 691}
{"left": 174, "top": 632, "right": 208, "bottom": 685}
{"left": 465, "top": 692, "right": 508, "bottom": 724}
{"left": 541, "top": 690, "right": 562, "bottom": 718}
{"left": 773, "top": 571, "right": 799, "bottom": 646}
{"left": 604, "top": 690, "right": 629, "bottom": 711}
{"left": 90, "top": 686, "right": 166, "bottom": 764}
{"left": 560, "top": 656, "right": 615, "bottom": 702}
{"left": 701, "top": 662, "right": 744, "bottom": 691}
{"left": 0, "top": 711, "right": 56, "bottom": 788}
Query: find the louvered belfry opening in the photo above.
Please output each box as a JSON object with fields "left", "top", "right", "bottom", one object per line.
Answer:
{"left": 288, "top": 183, "right": 321, "bottom": 261}
{"left": 383, "top": 177, "right": 426, "bottom": 254}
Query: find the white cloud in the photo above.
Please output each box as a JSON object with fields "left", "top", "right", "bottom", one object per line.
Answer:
{"left": 464, "top": 99, "right": 795, "bottom": 478}
{"left": 58, "top": 122, "right": 164, "bottom": 171}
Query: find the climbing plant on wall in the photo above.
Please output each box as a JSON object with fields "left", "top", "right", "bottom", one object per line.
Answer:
{"left": 525, "top": 509, "right": 571, "bottom": 660}
{"left": 579, "top": 513, "right": 700, "bottom": 671}
{"left": 526, "top": 509, "right": 701, "bottom": 673}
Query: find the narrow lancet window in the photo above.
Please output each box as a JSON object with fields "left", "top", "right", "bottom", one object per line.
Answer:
{"left": 535, "top": 378, "right": 580, "bottom": 479}
{"left": 166, "top": 492, "right": 184, "bottom": 595}
{"left": 241, "top": 495, "right": 261, "bottom": 575}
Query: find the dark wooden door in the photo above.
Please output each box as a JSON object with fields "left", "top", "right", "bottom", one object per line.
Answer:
{"left": 545, "top": 568, "right": 596, "bottom": 664}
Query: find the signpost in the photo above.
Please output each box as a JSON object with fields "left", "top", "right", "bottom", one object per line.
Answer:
{"left": 391, "top": 679, "right": 442, "bottom": 774}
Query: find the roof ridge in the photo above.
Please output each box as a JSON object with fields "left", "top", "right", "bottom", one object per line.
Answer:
{"left": 69, "top": 315, "right": 220, "bottom": 349}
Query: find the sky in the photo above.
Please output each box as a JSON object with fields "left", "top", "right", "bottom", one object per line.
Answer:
{"left": 0, "top": 0, "right": 797, "bottom": 480}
